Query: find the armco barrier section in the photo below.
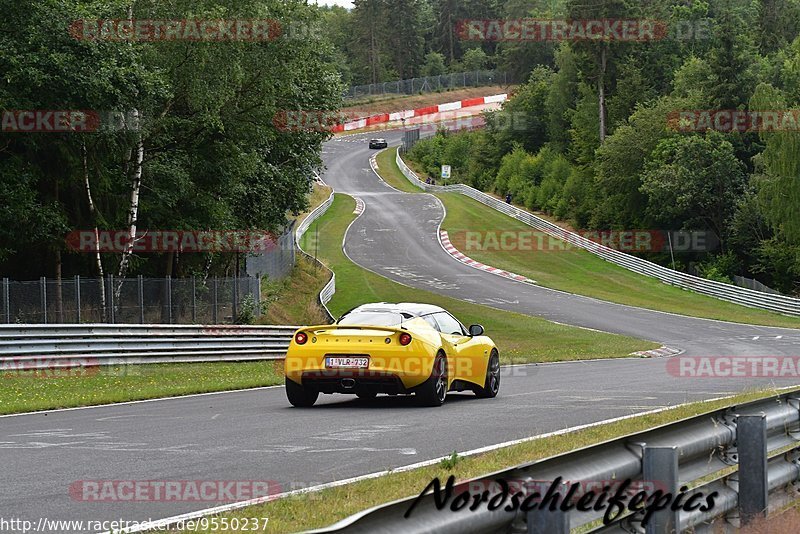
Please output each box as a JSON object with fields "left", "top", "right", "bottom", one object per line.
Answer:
{"left": 310, "top": 390, "right": 800, "bottom": 533}
{"left": 0, "top": 324, "right": 296, "bottom": 367}
{"left": 295, "top": 185, "right": 336, "bottom": 321}
{"left": 396, "top": 151, "right": 800, "bottom": 317}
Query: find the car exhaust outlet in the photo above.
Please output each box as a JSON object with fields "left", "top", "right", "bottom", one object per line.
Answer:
{"left": 341, "top": 378, "right": 356, "bottom": 389}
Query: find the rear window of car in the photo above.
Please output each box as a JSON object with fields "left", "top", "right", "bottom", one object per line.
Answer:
{"left": 432, "top": 312, "right": 466, "bottom": 335}
{"left": 338, "top": 311, "right": 405, "bottom": 327}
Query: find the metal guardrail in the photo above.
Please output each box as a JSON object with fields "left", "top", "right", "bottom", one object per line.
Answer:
{"left": 0, "top": 324, "right": 296, "bottom": 367}
{"left": 396, "top": 150, "right": 800, "bottom": 317}
{"left": 310, "top": 390, "right": 800, "bottom": 533}
{"left": 296, "top": 184, "right": 336, "bottom": 321}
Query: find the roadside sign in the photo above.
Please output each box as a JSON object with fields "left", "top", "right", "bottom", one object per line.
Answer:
{"left": 441, "top": 165, "right": 451, "bottom": 179}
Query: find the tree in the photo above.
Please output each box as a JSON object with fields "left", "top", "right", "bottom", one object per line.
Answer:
{"left": 545, "top": 43, "right": 579, "bottom": 154}
{"left": 640, "top": 132, "right": 747, "bottom": 249}
{"left": 565, "top": 0, "right": 636, "bottom": 143}
{"left": 0, "top": 0, "right": 341, "bottom": 284}
{"left": 351, "top": 0, "right": 388, "bottom": 84}
{"left": 750, "top": 81, "right": 800, "bottom": 250}
{"left": 593, "top": 97, "right": 679, "bottom": 229}
{"left": 461, "top": 48, "right": 488, "bottom": 71}
{"left": 757, "top": 0, "right": 800, "bottom": 54}
{"left": 704, "top": 0, "right": 760, "bottom": 109}
{"left": 385, "top": 0, "right": 429, "bottom": 79}
{"left": 421, "top": 52, "right": 447, "bottom": 77}
{"left": 491, "top": 67, "right": 553, "bottom": 154}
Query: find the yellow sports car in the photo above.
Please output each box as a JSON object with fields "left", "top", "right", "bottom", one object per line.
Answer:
{"left": 284, "top": 303, "right": 500, "bottom": 407}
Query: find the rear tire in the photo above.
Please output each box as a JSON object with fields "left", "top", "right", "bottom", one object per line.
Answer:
{"left": 285, "top": 377, "right": 319, "bottom": 407}
{"left": 416, "top": 352, "right": 448, "bottom": 407}
{"left": 475, "top": 350, "right": 500, "bottom": 398}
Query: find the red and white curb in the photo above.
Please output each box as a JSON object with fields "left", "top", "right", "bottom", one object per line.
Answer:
{"left": 353, "top": 197, "right": 365, "bottom": 216}
{"left": 439, "top": 230, "right": 535, "bottom": 284}
{"left": 631, "top": 346, "right": 683, "bottom": 358}
{"left": 334, "top": 93, "right": 508, "bottom": 132}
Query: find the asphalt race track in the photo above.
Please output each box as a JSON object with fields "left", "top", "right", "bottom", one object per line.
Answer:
{"left": 3, "top": 127, "right": 799, "bottom": 531}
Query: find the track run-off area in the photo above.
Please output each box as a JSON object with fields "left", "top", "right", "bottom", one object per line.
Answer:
{"left": 2, "top": 125, "right": 800, "bottom": 532}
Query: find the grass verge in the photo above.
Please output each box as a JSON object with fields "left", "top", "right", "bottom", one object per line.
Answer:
{"left": 0, "top": 361, "right": 284, "bottom": 415}
{"left": 0, "top": 185, "right": 339, "bottom": 416}
{"left": 172, "top": 386, "right": 799, "bottom": 533}
{"left": 299, "top": 193, "right": 657, "bottom": 363}
{"left": 258, "top": 254, "right": 330, "bottom": 326}
{"left": 380, "top": 148, "right": 800, "bottom": 329}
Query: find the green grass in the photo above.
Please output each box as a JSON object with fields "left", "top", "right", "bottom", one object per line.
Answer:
{"left": 300, "top": 193, "right": 658, "bottom": 363}
{"left": 376, "top": 148, "right": 422, "bottom": 193}
{"left": 379, "top": 148, "right": 800, "bottom": 329}
{"left": 258, "top": 254, "right": 331, "bottom": 326}
{"left": 172, "top": 385, "right": 800, "bottom": 533}
{"left": 0, "top": 361, "right": 284, "bottom": 415}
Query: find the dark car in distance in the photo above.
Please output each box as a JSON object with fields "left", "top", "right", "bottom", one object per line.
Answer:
{"left": 369, "top": 138, "right": 388, "bottom": 149}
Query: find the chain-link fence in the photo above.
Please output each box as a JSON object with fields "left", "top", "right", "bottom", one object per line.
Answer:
{"left": 400, "top": 129, "right": 421, "bottom": 154}
{"left": 1, "top": 220, "right": 307, "bottom": 325}
{"left": 344, "top": 70, "right": 512, "bottom": 100}
{"left": 733, "top": 275, "right": 784, "bottom": 296}
{"left": 245, "top": 223, "right": 295, "bottom": 280}
{"left": 1, "top": 276, "right": 260, "bottom": 324}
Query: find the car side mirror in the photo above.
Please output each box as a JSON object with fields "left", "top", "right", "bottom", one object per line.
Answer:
{"left": 468, "top": 324, "right": 484, "bottom": 337}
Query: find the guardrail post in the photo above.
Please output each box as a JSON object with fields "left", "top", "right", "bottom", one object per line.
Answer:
{"left": 212, "top": 276, "right": 218, "bottom": 324}
{"left": 252, "top": 276, "right": 261, "bottom": 317}
{"left": 166, "top": 275, "right": 172, "bottom": 324}
{"left": 108, "top": 274, "right": 115, "bottom": 323}
{"left": 643, "top": 445, "right": 680, "bottom": 534}
{"left": 192, "top": 276, "right": 197, "bottom": 323}
{"left": 738, "top": 414, "right": 768, "bottom": 524}
{"left": 527, "top": 481, "right": 570, "bottom": 534}
{"left": 75, "top": 275, "right": 81, "bottom": 323}
{"left": 138, "top": 275, "right": 144, "bottom": 324}
{"left": 3, "top": 277, "right": 9, "bottom": 323}
{"left": 232, "top": 275, "right": 238, "bottom": 323}
{"left": 40, "top": 276, "right": 47, "bottom": 324}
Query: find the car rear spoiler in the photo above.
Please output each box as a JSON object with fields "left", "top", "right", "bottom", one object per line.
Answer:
{"left": 300, "top": 325, "right": 407, "bottom": 335}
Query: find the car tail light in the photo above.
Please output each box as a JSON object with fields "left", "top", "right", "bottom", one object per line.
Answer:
{"left": 399, "top": 332, "right": 412, "bottom": 346}
{"left": 295, "top": 332, "right": 308, "bottom": 345}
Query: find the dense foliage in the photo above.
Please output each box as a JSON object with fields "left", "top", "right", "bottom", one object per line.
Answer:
{"left": 402, "top": 0, "right": 800, "bottom": 295}
{"left": 1, "top": 0, "right": 341, "bottom": 280}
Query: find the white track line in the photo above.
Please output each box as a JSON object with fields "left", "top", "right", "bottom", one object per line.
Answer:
{"left": 0, "top": 385, "right": 284, "bottom": 419}
{"left": 101, "top": 389, "right": 796, "bottom": 534}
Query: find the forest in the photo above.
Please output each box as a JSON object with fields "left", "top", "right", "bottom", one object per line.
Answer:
{"left": 346, "top": 0, "right": 800, "bottom": 295}
{"left": 2, "top": 0, "right": 799, "bottom": 296}
{"left": 0, "top": 0, "right": 340, "bottom": 280}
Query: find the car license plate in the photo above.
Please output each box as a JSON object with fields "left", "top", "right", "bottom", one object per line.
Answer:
{"left": 326, "top": 357, "right": 369, "bottom": 369}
